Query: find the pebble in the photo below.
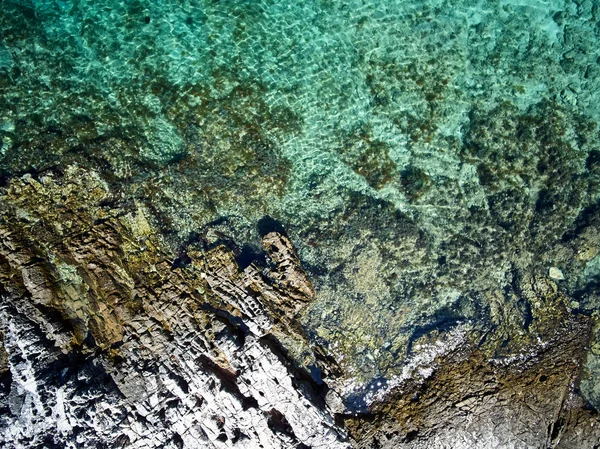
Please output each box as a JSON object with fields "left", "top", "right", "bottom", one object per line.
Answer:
{"left": 549, "top": 267, "right": 565, "bottom": 280}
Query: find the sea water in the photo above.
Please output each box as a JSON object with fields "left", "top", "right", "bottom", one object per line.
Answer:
{"left": 1, "top": 0, "right": 599, "bottom": 405}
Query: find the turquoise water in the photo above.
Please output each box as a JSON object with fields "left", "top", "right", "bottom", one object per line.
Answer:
{"left": 1, "top": 0, "right": 600, "bottom": 400}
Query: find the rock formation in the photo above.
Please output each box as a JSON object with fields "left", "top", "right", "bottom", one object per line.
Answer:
{"left": 1, "top": 0, "right": 600, "bottom": 448}
{"left": 0, "top": 166, "right": 599, "bottom": 448}
{"left": 0, "top": 168, "right": 347, "bottom": 448}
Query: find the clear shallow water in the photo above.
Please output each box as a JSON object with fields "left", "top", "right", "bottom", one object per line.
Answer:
{"left": 1, "top": 0, "right": 600, "bottom": 398}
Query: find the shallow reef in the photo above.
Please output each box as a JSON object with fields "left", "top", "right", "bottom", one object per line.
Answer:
{"left": 1, "top": 0, "right": 600, "bottom": 448}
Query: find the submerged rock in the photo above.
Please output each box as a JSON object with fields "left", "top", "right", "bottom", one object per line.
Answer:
{"left": 0, "top": 0, "right": 599, "bottom": 447}
{"left": 550, "top": 267, "right": 565, "bottom": 281}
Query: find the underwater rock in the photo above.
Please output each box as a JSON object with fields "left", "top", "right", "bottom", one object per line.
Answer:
{"left": 0, "top": 167, "right": 598, "bottom": 449}
{"left": 549, "top": 267, "right": 565, "bottom": 281}
{"left": 0, "top": 0, "right": 599, "bottom": 447}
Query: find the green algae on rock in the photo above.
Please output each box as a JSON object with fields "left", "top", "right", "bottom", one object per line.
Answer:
{"left": 0, "top": 0, "right": 600, "bottom": 447}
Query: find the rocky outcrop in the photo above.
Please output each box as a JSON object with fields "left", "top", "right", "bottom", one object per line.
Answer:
{"left": 1, "top": 167, "right": 599, "bottom": 448}
{"left": 343, "top": 280, "right": 600, "bottom": 449}
{"left": 0, "top": 168, "right": 348, "bottom": 448}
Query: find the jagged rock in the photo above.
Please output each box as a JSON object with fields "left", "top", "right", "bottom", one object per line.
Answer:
{"left": 1, "top": 1, "right": 600, "bottom": 447}
{"left": 1, "top": 167, "right": 598, "bottom": 448}
{"left": 0, "top": 168, "right": 349, "bottom": 449}
{"left": 344, "top": 313, "right": 599, "bottom": 449}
